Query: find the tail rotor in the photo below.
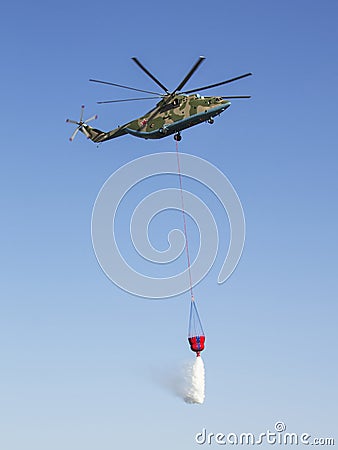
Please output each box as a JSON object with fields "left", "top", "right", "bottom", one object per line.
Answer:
{"left": 66, "top": 105, "right": 98, "bottom": 141}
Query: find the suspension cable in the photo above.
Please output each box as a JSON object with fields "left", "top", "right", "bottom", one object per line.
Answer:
{"left": 175, "top": 140, "right": 195, "bottom": 301}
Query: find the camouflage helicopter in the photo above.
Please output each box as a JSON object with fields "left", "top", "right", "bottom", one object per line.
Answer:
{"left": 66, "top": 56, "right": 251, "bottom": 143}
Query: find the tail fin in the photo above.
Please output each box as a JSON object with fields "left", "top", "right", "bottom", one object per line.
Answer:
{"left": 79, "top": 124, "right": 107, "bottom": 142}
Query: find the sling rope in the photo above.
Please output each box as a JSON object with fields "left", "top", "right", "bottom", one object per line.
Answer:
{"left": 175, "top": 140, "right": 195, "bottom": 301}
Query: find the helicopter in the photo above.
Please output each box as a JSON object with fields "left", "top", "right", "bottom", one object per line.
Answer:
{"left": 66, "top": 56, "right": 251, "bottom": 143}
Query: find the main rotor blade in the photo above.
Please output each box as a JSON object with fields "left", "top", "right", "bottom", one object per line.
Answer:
{"left": 97, "top": 96, "right": 163, "bottom": 104}
{"left": 132, "top": 57, "right": 170, "bottom": 94}
{"left": 183, "top": 72, "right": 252, "bottom": 94}
{"left": 174, "top": 56, "right": 205, "bottom": 93}
{"left": 221, "top": 95, "right": 251, "bottom": 99}
{"left": 89, "top": 79, "right": 162, "bottom": 96}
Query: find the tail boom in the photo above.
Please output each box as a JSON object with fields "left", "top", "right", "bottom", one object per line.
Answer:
{"left": 86, "top": 125, "right": 128, "bottom": 143}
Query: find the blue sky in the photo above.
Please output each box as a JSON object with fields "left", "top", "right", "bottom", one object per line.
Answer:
{"left": 1, "top": 0, "right": 337, "bottom": 449}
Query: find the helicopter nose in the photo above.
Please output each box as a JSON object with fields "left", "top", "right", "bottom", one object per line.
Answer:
{"left": 220, "top": 101, "right": 231, "bottom": 111}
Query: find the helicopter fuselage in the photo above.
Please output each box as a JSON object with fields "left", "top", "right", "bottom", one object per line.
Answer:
{"left": 124, "top": 94, "right": 230, "bottom": 139}
{"left": 91, "top": 95, "right": 231, "bottom": 142}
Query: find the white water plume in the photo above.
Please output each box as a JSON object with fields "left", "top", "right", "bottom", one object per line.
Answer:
{"left": 184, "top": 356, "right": 205, "bottom": 404}
{"left": 151, "top": 357, "right": 205, "bottom": 404}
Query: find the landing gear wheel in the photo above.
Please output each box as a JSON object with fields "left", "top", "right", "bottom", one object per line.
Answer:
{"left": 208, "top": 118, "right": 214, "bottom": 124}
{"left": 174, "top": 133, "right": 182, "bottom": 141}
